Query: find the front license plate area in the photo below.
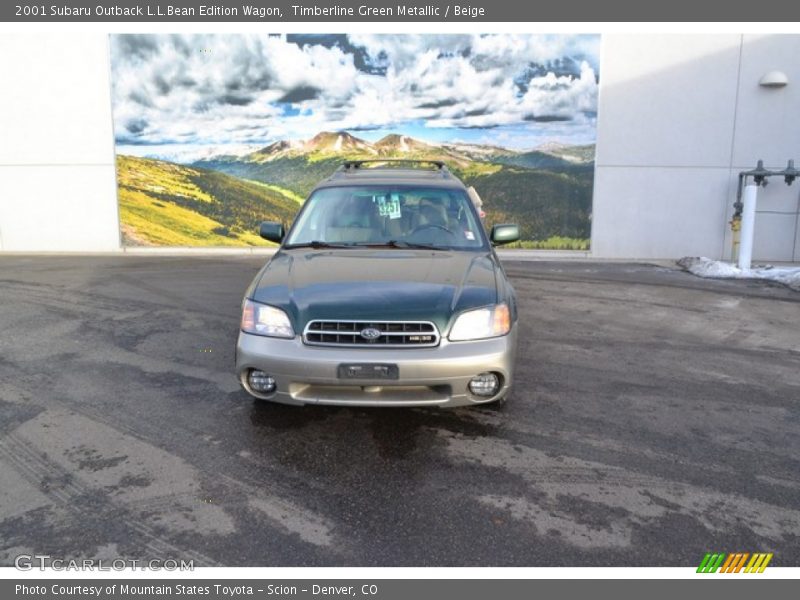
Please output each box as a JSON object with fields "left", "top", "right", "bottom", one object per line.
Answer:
{"left": 337, "top": 363, "right": 399, "bottom": 380}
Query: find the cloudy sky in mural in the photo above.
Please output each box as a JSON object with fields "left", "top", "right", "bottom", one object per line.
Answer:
{"left": 111, "top": 33, "right": 600, "bottom": 158}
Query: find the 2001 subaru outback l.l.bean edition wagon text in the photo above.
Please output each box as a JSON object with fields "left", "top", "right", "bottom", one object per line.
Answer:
{"left": 236, "top": 160, "right": 520, "bottom": 407}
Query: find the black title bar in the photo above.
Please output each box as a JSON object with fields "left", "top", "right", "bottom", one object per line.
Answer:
{"left": 5, "top": 0, "right": 800, "bottom": 22}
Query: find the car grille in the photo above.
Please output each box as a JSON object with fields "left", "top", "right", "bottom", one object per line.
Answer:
{"left": 303, "top": 320, "right": 440, "bottom": 348}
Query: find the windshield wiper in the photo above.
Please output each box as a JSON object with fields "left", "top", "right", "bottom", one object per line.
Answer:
{"left": 284, "top": 241, "right": 354, "bottom": 249}
{"left": 354, "top": 240, "right": 446, "bottom": 250}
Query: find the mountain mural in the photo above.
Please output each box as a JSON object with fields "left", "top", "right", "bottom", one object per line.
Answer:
{"left": 110, "top": 33, "right": 600, "bottom": 249}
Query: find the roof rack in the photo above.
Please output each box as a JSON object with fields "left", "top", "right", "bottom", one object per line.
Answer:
{"left": 340, "top": 159, "right": 448, "bottom": 171}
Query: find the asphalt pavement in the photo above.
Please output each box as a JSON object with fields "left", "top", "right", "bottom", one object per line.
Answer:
{"left": 0, "top": 256, "right": 798, "bottom": 566}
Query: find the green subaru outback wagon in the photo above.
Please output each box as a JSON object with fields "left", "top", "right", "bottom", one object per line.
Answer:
{"left": 236, "top": 160, "right": 520, "bottom": 407}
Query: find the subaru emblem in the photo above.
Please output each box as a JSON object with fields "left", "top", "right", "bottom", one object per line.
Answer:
{"left": 360, "top": 327, "right": 381, "bottom": 340}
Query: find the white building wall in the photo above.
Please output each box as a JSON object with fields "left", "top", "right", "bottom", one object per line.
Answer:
{"left": 0, "top": 33, "right": 797, "bottom": 259}
{"left": 593, "top": 34, "right": 800, "bottom": 260}
{"left": 0, "top": 34, "right": 120, "bottom": 252}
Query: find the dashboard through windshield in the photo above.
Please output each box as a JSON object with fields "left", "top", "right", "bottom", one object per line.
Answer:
{"left": 284, "top": 185, "right": 488, "bottom": 250}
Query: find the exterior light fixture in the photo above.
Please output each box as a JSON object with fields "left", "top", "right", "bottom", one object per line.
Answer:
{"left": 759, "top": 70, "right": 788, "bottom": 88}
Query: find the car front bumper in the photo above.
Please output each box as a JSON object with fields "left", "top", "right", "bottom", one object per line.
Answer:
{"left": 235, "top": 327, "right": 517, "bottom": 407}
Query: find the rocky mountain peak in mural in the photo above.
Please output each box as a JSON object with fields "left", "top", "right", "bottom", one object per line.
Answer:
{"left": 253, "top": 139, "right": 305, "bottom": 157}
{"left": 304, "top": 131, "right": 376, "bottom": 154}
{"left": 374, "top": 134, "right": 433, "bottom": 154}
{"left": 248, "top": 131, "right": 381, "bottom": 161}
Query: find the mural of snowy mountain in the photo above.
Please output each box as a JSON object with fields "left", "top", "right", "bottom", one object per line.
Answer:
{"left": 110, "top": 34, "right": 600, "bottom": 248}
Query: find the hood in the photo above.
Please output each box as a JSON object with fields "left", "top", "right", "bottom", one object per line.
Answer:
{"left": 251, "top": 249, "right": 499, "bottom": 333}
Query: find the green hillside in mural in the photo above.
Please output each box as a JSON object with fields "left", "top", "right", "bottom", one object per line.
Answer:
{"left": 117, "top": 155, "right": 300, "bottom": 247}
{"left": 195, "top": 132, "right": 594, "bottom": 247}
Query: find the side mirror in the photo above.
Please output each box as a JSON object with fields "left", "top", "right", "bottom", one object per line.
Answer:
{"left": 259, "top": 221, "right": 285, "bottom": 244}
{"left": 490, "top": 223, "right": 519, "bottom": 245}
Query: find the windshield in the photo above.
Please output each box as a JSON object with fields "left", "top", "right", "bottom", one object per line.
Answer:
{"left": 285, "top": 185, "right": 487, "bottom": 249}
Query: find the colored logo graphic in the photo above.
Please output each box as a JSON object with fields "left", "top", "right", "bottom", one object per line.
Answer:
{"left": 697, "top": 553, "right": 773, "bottom": 573}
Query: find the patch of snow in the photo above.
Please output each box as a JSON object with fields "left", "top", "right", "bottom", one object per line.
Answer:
{"left": 333, "top": 135, "right": 343, "bottom": 152}
{"left": 552, "top": 153, "right": 584, "bottom": 164}
{"left": 118, "top": 144, "right": 262, "bottom": 164}
{"left": 535, "top": 141, "right": 568, "bottom": 153}
{"left": 677, "top": 257, "right": 800, "bottom": 291}
{"left": 445, "top": 143, "right": 499, "bottom": 155}
{"left": 399, "top": 136, "right": 409, "bottom": 152}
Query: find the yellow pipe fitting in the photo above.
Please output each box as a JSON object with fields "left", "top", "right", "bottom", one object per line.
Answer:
{"left": 730, "top": 215, "right": 742, "bottom": 260}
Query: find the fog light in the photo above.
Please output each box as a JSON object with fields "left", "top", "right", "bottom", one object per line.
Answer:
{"left": 248, "top": 370, "right": 276, "bottom": 394}
{"left": 469, "top": 372, "right": 500, "bottom": 397}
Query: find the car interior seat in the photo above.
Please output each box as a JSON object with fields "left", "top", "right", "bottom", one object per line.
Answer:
{"left": 326, "top": 195, "right": 380, "bottom": 243}
{"left": 417, "top": 198, "right": 448, "bottom": 228}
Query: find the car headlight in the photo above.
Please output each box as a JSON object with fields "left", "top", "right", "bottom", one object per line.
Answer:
{"left": 241, "top": 299, "right": 294, "bottom": 338}
{"left": 448, "top": 303, "right": 511, "bottom": 341}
